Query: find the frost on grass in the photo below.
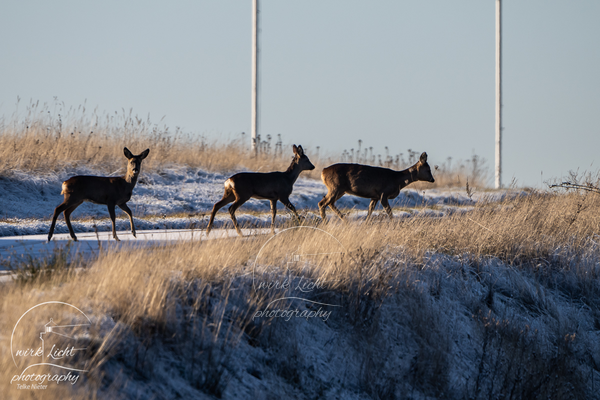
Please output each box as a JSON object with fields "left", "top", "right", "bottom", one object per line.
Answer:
{"left": 2, "top": 227, "right": 599, "bottom": 399}
{"left": 0, "top": 165, "right": 518, "bottom": 237}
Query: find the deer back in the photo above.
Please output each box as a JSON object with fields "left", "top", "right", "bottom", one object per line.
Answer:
{"left": 322, "top": 164, "right": 401, "bottom": 197}
{"left": 62, "top": 176, "right": 133, "bottom": 205}
{"left": 227, "top": 171, "right": 294, "bottom": 200}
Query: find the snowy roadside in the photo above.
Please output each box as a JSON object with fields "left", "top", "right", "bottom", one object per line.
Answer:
{"left": 0, "top": 165, "right": 518, "bottom": 237}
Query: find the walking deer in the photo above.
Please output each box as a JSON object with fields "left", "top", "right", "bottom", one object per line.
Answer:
{"left": 206, "top": 144, "right": 315, "bottom": 236}
{"left": 319, "top": 152, "right": 435, "bottom": 221}
{"left": 47, "top": 147, "right": 150, "bottom": 242}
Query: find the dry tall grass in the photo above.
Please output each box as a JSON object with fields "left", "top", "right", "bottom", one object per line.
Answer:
{"left": 1, "top": 189, "right": 599, "bottom": 398}
{"left": 0, "top": 101, "right": 489, "bottom": 187}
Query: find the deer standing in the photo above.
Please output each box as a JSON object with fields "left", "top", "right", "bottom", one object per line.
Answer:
{"left": 206, "top": 145, "right": 315, "bottom": 236}
{"left": 319, "top": 152, "right": 435, "bottom": 221}
{"left": 48, "top": 147, "right": 150, "bottom": 242}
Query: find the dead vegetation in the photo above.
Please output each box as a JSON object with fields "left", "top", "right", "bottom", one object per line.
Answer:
{"left": 2, "top": 188, "right": 600, "bottom": 398}
{"left": 0, "top": 101, "right": 489, "bottom": 188}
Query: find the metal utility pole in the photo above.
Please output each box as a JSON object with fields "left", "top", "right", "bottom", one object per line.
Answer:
{"left": 251, "top": 0, "right": 259, "bottom": 154}
{"left": 495, "top": 0, "right": 502, "bottom": 188}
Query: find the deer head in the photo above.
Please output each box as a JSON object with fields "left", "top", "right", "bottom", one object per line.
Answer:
{"left": 415, "top": 152, "right": 435, "bottom": 183}
{"left": 124, "top": 147, "right": 150, "bottom": 180}
{"left": 292, "top": 144, "right": 315, "bottom": 171}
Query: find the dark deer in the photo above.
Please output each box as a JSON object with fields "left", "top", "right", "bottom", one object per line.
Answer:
{"left": 206, "top": 144, "right": 315, "bottom": 236}
{"left": 319, "top": 152, "right": 435, "bottom": 221}
{"left": 48, "top": 147, "right": 150, "bottom": 242}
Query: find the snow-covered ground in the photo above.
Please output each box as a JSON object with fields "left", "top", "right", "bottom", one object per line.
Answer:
{"left": 0, "top": 165, "right": 511, "bottom": 237}
{"left": 5, "top": 168, "right": 594, "bottom": 400}
{"left": 0, "top": 165, "right": 524, "bottom": 273}
{"left": 0, "top": 227, "right": 274, "bottom": 275}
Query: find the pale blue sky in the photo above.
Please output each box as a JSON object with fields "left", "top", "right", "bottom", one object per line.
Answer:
{"left": 1, "top": 1, "right": 599, "bottom": 187}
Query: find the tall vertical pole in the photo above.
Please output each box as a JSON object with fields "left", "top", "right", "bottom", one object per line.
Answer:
{"left": 495, "top": 0, "right": 502, "bottom": 188}
{"left": 251, "top": 0, "right": 259, "bottom": 154}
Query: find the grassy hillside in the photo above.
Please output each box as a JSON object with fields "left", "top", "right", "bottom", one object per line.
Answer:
{"left": 2, "top": 191, "right": 599, "bottom": 399}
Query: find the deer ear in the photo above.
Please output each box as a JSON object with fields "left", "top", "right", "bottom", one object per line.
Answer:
{"left": 297, "top": 145, "right": 304, "bottom": 155}
{"left": 293, "top": 145, "right": 298, "bottom": 155}
{"left": 419, "top": 152, "right": 428, "bottom": 163}
{"left": 140, "top": 149, "right": 150, "bottom": 160}
{"left": 124, "top": 147, "right": 134, "bottom": 159}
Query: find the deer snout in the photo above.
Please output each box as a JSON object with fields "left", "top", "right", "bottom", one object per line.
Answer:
{"left": 429, "top": 177, "right": 435, "bottom": 183}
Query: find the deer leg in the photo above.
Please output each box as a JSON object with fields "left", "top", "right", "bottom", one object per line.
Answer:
{"left": 228, "top": 197, "right": 249, "bottom": 237}
{"left": 118, "top": 203, "right": 136, "bottom": 238}
{"left": 48, "top": 201, "right": 71, "bottom": 241}
{"left": 381, "top": 195, "right": 394, "bottom": 219}
{"left": 318, "top": 193, "right": 332, "bottom": 220}
{"left": 366, "top": 199, "right": 378, "bottom": 221}
{"left": 329, "top": 202, "right": 346, "bottom": 221}
{"left": 325, "top": 192, "right": 346, "bottom": 221}
{"left": 63, "top": 202, "right": 82, "bottom": 241}
{"left": 207, "top": 192, "right": 235, "bottom": 234}
{"left": 270, "top": 199, "right": 277, "bottom": 233}
{"left": 280, "top": 197, "right": 301, "bottom": 224}
{"left": 107, "top": 203, "right": 120, "bottom": 241}
{"left": 319, "top": 191, "right": 344, "bottom": 221}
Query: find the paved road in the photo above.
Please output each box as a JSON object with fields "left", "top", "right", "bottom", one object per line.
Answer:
{"left": 0, "top": 228, "right": 271, "bottom": 276}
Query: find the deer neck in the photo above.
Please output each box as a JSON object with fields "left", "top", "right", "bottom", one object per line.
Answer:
{"left": 397, "top": 164, "right": 419, "bottom": 189}
{"left": 284, "top": 160, "right": 303, "bottom": 184}
{"left": 124, "top": 171, "right": 139, "bottom": 187}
